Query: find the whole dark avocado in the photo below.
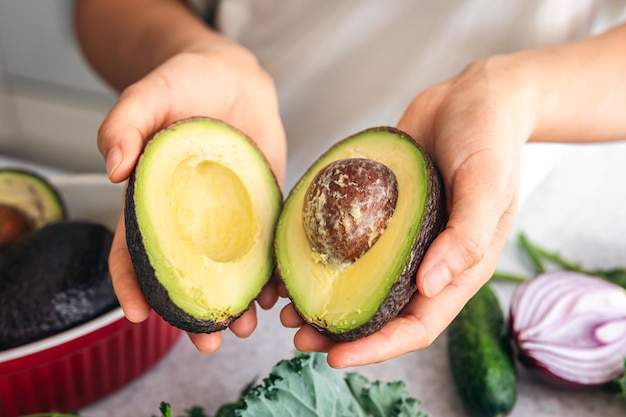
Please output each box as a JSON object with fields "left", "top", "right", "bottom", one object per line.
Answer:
{"left": 274, "top": 126, "right": 446, "bottom": 341}
{"left": 0, "top": 220, "right": 118, "bottom": 350}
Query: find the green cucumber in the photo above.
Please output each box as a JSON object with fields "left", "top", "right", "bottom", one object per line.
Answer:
{"left": 447, "top": 283, "right": 517, "bottom": 417}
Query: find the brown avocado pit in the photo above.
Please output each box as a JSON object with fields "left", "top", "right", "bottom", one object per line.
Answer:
{"left": 0, "top": 204, "right": 33, "bottom": 253}
{"left": 302, "top": 158, "right": 398, "bottom": 267}
{"left": 274, "top": 126, "right": 446, "bottom": 341}
{"left": 0, "top": 169, "right": 66, "bottom": 254}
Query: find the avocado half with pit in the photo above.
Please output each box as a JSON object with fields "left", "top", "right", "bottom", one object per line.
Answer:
{"left": 125, "top": 117, "right": 282, "bottom": 334}
{"left": 0, "top": 169, "right": 66, "bottom": 252}
{"left": 274, "top": 127, "right": 446, "bottom": 341}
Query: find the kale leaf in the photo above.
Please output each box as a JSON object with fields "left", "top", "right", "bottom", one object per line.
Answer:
{"left": 221, "top": 352, "right": 426, "bottom": 417}
{"left": 151, "top": 352, "right": 426, "bottom": 417}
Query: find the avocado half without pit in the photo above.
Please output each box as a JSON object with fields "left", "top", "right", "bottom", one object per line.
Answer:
{"left": 274, "top": 127, "right": 446, "bottom": 341}
{"left": 125, "top": 117, "right": 282, "bottom": 334}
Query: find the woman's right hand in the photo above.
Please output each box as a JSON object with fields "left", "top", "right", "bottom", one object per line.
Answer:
{"left": 97, "top": 42, "right": 287, "bottom": 353}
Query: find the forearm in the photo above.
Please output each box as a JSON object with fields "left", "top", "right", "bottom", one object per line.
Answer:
{"left": 516, "top": 22, "right": 626, "bottom": 144}
{"left": 73, "top": 0, "right": 241, "bottom": 91}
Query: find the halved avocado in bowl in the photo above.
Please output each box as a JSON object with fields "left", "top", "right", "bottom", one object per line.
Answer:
{"left": 0, "top": 169, "right": 66, "bottom": 252}
{"left": 274, "top": 127, "right": 446, "bottom": 341}
{"left": 125, "top": 117, "right": 282, "bottom": 333}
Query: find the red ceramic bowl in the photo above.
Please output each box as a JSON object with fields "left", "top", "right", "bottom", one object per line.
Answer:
{"left": 0, "top": 308, "right": 182, "bottom": 416}
{"left": 0, "top": 172, "right": 182, "bottom": 416}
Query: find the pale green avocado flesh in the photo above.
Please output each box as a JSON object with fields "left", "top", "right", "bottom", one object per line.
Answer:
{"left": 275, "top": 127, "right": 441, "bottom": 338}
{"left": 127, "top": 118, "right": 281, "bottom": 329}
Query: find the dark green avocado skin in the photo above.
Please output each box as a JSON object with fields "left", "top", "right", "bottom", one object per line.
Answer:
{"left": 0, "top": 221, "right": 118, "bottom": 350}
{"left": 125, "top": 171, "right": 238, "bottom": 334}
{"left": 317, "top": 138, "right": 446, "bottom": 342}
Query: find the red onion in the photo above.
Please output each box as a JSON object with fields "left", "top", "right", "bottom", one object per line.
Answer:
{"left": 510, "top": 270, "right": 626, "bottom": 387}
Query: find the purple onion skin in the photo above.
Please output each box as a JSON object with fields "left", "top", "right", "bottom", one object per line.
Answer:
{"left": 512, "top": 343, "right": 599, "bottom": 389}
{"left": 509, "top": 271, "right": 626, "bottom": 388}
{"left": 510, "top": 310, "right": 600, "bottom": 389}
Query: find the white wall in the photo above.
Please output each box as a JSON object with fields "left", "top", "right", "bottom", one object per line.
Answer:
{"left": 0, "top": 0, "right": 117, "bottom": 173}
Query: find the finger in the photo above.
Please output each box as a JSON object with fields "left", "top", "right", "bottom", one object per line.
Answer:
{"left": 229, "top": 304, "right": 257, "bottom": 338}
{"left": 240, "top": 108, "right": 287, "bottom": 189}
{"left": 188, "top": 331, "right": 223, "bottom": 354}
{"left": 227, "top": 71, "right": 287, "bottom": 188}
{"left": 276, "top": 280, "right": 289, "bottom": 298}
{"left": 256, "top": 274, "right": 279, "bottom": 310}
{"left": 418, "top": 145, "right": 518, "bottom": 297}
{"left": 293, "top": 325, "right": 336, "bottom": 353}
{"left": 97, "top": 79, "right": 171, "bottom": 183}
{"left": 109, "top": 213, "right": 151, "bottom": 323}
{"left": 279, "top": 303, "right": 305, "bottom": 328}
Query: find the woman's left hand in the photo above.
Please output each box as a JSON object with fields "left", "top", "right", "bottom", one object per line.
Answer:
{"left": 280, "top": 54, "right": 536, "bottom": 367}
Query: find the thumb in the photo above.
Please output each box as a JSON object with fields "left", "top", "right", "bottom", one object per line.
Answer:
{"left": 416, "top": 157, "right": 518, "bottom": 297}
{"left": 97, "top": 82, "right": 170, "bottom": 183}
{"left": 398, "top": 92, "right": 522, "bottom": 298}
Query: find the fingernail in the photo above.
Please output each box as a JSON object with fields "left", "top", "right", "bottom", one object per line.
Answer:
{"left": 423, "top": 264, "right": 451, "bottom": 297}
{"left": 106, "top": 147, "right": 122, "bottom": 178}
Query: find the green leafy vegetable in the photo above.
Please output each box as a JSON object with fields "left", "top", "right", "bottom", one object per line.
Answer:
{"left": 516, "top": 233, "right": 547, "bottom": 274}
{"left": 228, "top": 352, "right": 426, "bottom": 417}
{"left": 515, "top": 232, "right": 626, "bottom": 289}
{"left": 149, "top": 352, "right": 426, "bottom": 417}
{"left": 149, "top": 402, "right": 209, "bottom": 417}
{"left": 187, "top": 407, "right": 210, "bottom": 417}
{"left": 345, "top": 373, "right": 425, "bottom": 417}
{"left": 211, "top": 380, "right": 255, "bottom": 417}
{"left": 155, "top": 402, "right": 171, "bottom": 417}
{"left": 591, "top": 268, "right": 626, "bottom": 290}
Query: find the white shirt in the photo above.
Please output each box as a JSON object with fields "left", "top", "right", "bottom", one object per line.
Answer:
{"left": 192, "top": 1, "right": 626, "bottom": 193}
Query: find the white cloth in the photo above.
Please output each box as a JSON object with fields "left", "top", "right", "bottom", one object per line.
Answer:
{"left": 211, "top": 0, "right": 626, "bottom": 193}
